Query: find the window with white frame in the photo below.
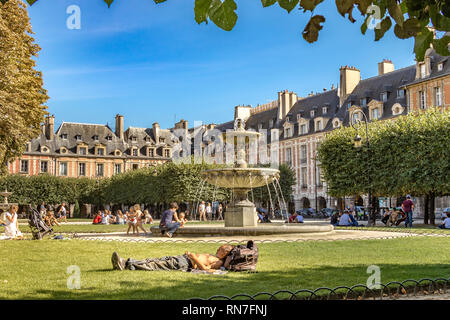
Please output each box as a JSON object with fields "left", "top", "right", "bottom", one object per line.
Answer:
{"left": 397, "top": 89, "right": 405, "bottom": 98}
{"left": 61, "top": 133, "right": 68, "bottom": 140}
{"left": 371, "top": 108, "right": 380, "bottom": 120}
{"left": 419, "top": 90, "right": 426, "bottom": 109}
{"left": 360, "top": 98, "right": 367, "bottom": 107}
{"left": 300, "top": 145, "right": 307, "bottom": 164}
{"left": 269, "top": 119, "right": 273, "bottom": 128}
{"left": 40, "top": 161, "right": 48, "bottom": 173}
{"left": 420, "top": 63, "right": 426, "bottom": 78}
{"left": 381, "top": 92, "right": 388, "bottom": 102}
{"left": 114, "top": 164, "right": 121, "bottom": 175}
{"left": 300, "top": 167, "right": 307, "bottom": 188}
{"left": 78, "top": 163, "right": 86, "bottom": 176}
{"left": 434, "top": 87, "right": 442, "bottom": 106}
{"left": 285, "top": 148, "right": 292, "bottom": 166}
{"left": 310, "top": 110, "right": 315, "bottom": 117}
{"left": 322, "top": 107, "right": 327, "bottom": 114}
{"left": 315, "top": 120, "right": 322, "bottom": 131}
{"left": 59, "top": 162, "right": 68, "bottom": 176}
{"left": 20, "top": 160, "right": 29, "bottom": 173}
{"left": 132, "top": 148, "right": 138, "bottom": 156}
{"left": 297, "top": 114, "right": 302, "bottom": 121}
{"left": 96, "top": 163, "right": 104, "bottom": 177}
{"left": 300, "top": 124, "right": 307, "bottom": 134}
{"left": 285, "top": 128, "right": 291, "bottom": 137}
{"left": 352, "top": 112, "right": 359, "bottom": 123}
{"left": 438, "top": 63, "right": 443, "bottom": 71}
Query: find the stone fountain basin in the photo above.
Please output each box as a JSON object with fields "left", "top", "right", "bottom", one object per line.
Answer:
{"left": 150, "top": 224, "right": 334, "bottom": 236}
{"left": 201, "top": 167, "right": 280, "bottom": 189}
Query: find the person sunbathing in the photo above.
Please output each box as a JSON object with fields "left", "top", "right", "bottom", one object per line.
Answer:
{"left": 111, "top": 244, "right": 235, "bottom": 272}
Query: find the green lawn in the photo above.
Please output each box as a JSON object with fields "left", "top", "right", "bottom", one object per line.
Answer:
{"left": 0, "top": 237, "right": 449, "bottom": 300}
{"left": 335, "top": 225, "right": 450, "bottom": 235}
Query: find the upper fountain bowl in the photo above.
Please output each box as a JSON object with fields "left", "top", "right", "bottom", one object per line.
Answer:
{"left": 201, "top": 167, "right": 280, "bottom": 189}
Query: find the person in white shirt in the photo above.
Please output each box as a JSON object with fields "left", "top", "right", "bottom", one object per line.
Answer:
{"left": 57, "top": 203, "right": 67, "bottom": 223}
{"left": 198, "top": 201, "right": 206, "bottom": 221}
{"left": 4, "top": 205, "right": 23, "bottom": 239}
{"left": 438, "top": 213, "right": 450, "bottom": 229}
{"left": 206, "top": 203, "right": 212, "bottom": 220}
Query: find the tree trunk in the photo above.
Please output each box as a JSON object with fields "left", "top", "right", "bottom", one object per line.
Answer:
{"left": 430, "top": 193, "right": 436, "bottom": 226}
{"left": 424, "top": 195, "right": 429, "bottom": 225}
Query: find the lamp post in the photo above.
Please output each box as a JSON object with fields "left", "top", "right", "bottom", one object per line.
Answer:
{"left": 350, "top": 109, "right": 375, "bottom": 226}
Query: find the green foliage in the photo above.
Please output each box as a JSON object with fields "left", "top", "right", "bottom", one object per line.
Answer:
{"left": 318, "top": 108, "right": 450, "bottom": 198}
{"left": 0, "top": 0, "right": 49, "bottom": 175}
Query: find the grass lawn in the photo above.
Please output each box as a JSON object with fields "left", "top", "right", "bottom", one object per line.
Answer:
{"left": 0, "top": 237, "right": 449, "bottom": 300}
{"left": 335, "top": 225, "right": 450, "bottom": 235}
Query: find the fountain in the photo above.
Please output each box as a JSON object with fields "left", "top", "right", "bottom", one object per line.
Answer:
{"left": 150, "top": 119, "right": 334, "bottom": 236}
{"left": 0, "top": 189, "right": 16, "bottom": 211}
{"left": 201, "top": 118, "right": 280, "bottom": 227}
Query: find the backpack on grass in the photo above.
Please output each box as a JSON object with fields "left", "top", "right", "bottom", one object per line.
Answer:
{"left": 225, "top": 240, "right": 259, "bottom": 272}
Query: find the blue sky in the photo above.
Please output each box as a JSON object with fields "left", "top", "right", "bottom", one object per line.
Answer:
{"left": 27, "top": 0, "right": 416, "bottom": 130}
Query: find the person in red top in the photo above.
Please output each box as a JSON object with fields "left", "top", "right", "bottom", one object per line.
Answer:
{"left": 402, "top": 195, "right": 415, "bottom": 228}
{"left": 92, "top": 211, "right": 102, "bottom": 224}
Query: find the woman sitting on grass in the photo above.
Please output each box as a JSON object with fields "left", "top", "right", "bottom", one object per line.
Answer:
{"left": 44, "top": 211, "right": 60, "bottom": 227}
{"left": 143, "top": 209, "right": 153, "bottom": 224}
{"left": 92, "top": 211, "right": 102, "bottom": 224}
{"left": 116, "top": 210, "right": 125, "bottom": 225}
{"left": 4, "top": 205, "right": 24, "bottom": 240}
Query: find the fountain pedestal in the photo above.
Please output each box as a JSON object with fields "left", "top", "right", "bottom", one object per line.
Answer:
{"left": 225, "top": 200, "right": 257, "bottom": 227}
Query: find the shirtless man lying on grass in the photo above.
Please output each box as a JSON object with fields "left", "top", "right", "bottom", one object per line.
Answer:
{"left": 111, "top": 244, "right": 235, "bottom": 272}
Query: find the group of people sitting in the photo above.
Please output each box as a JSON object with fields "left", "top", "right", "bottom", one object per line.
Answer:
{"left": 287, "top": 212, "right": 304, "bottom": 223}
{"left": 92, "top": 204, "right": 189, "bottom": 237}
{"left": 439, "top": 213, "right": 450, "bottom": 229}
{"left": 330, "top": 210, "right": 361, "bottom": 227}
{"left": 38, "top": 202, "right": 68, "bottom": 227}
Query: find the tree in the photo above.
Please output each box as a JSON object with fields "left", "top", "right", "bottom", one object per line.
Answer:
{"left": 0, "top": 0, "right": 48, "bottom": 175}
{"left": 318, "top": 108, "right": 450, "bottom": 225}
{"left": 12, "top": 0, "right": 450, "bottom": 61}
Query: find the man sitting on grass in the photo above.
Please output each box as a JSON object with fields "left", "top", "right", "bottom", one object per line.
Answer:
{"left": 111, "top": 244, "right": 235, "bottom": 272}
{"left": 438, "top": 213, "right": 450, "bottom": 229}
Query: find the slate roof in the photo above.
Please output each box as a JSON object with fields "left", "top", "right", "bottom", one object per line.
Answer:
{"left": 27, "top": 122, "right": 173, "bottom": 158}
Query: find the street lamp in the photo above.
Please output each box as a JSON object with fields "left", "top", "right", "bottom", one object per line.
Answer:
{"left": 350, "top": 109, "right": 375, "bottom": 226}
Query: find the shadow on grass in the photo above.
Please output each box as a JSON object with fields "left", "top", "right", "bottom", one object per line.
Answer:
{"left": 7, "top": 263, "right": 450, "bottom": 300}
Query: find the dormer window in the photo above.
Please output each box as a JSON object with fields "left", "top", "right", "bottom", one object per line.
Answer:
{"left": 346, "top": 102, "right": 351, "bottom": 109}
{"left": 315, "top": 120, "right": 322, "bottom": 131}
{"left": 75, "top": 135, "right": 82, "bottom": 141}
{"left": 97, "top": 148, "right": 104, "bottom": 156}
{"left": 438, "top": 63, "right": 443, "bottom": 71}
{"left": 381, "top": 92, "right": 388, "bottom": 102}
{"left": 286, "top": 116, "right": 291, "bottom": 122}
{"left": 420, "top": 63, "right": 426, "bottom": 78}
{"left": 60, "top": 147, "right": 68, "bottom": 154}
{"left": 397, "top": 89, "right": 405, "bottom": 98}
{"left": 164, "top": 149, "right": 171, "bottom": 158}
{"left": 371, "top": 108, "right": 380, "bottom": 120}
{"left": 106, "top": 135, "right": 112, "bottom": 141}
{"left": 333, "top": 120, "right": 341, "bottom": 128}
{"left": 41, "top": 146, "right": 49, "bottom": 153}
{"left": 131, "top": 136, "right": 137, "bottom": 142}
{"left": 310, "top": 110, "right": 315, "bottom": 117}
{"left": 93, "top": 135, "right": 99, "bottom": 141}
{"left": 285, "top": 128, "right": 291, "bottom": 137}
{"left": 79, "top": 147, "right": 87, "bottom": 155}
{"left": 258, "top": 123, "right": 263, "bottom": 130}
{"left": 148, "top": 147, "right": 155, "bottom": 157}
{"left": 159, "top": 138, "right": 165, "bottom": 143}
{"left": 61, "top": 133, "right": 68, "bottom": 140}
{"left": 269, "top": 119, "right": 274, "bottom": 128}
{"left": 297, "top": 114, "right": 302, "bottom": 121}
{"left": 300, "top": 124, "right": 307, "bottom": 135}
{"left": 360, "top": 98, "right": 367, "bottom": 108}
{"left": 131, "top": 147, "right": 138, "bottom": 157}
{"left": 322, "top": 107, "right": 328, "bottom": 114}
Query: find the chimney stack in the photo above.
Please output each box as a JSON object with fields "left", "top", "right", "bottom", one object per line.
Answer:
{"left": 378, "top": 59, "right": 395, "bottom": 76}
{"left": 278, "top": 90, "right": 297, "bottom": 120}
{"left": 115, "top": 114, "right": 124, "bottom": 140}
{"left": 339, "top": 65, "right": 361, "bottom": 106}
{"left": 45, "top": 115, "right": 55, "bottom": 140}
{"left": 234, "top": 105, "right": 252, "bottom": 121}
{"left": 152, "top": 122, "right": 160, "bottom": 143}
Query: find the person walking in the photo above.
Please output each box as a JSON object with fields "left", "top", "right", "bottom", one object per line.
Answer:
{"left": 198, "top": 201, "right": 206, "bottom": 222}
{"left": 206, "top": 202, "right": 212, "bottom": 221}
{"left": 217, "top": 203, "right": 224, "bottom": 220}
{"left": 402, "top": 195, "right": 415, "bottom": 228}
